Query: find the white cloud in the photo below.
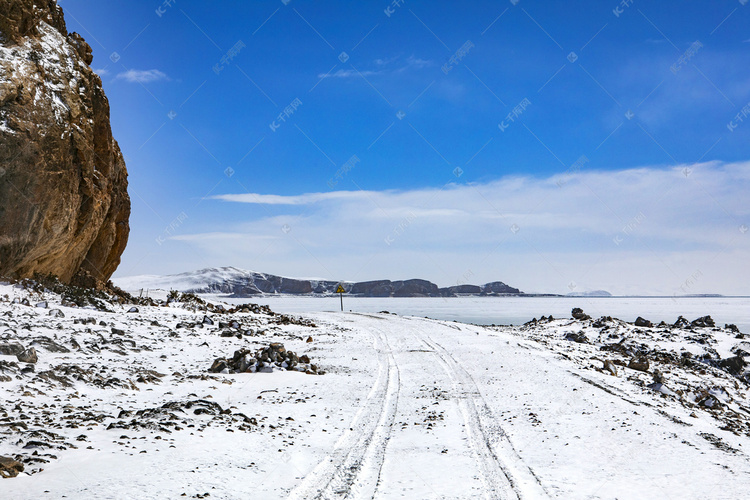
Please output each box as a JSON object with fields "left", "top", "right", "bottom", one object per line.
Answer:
{"left": 213, "top": 190, "right": 375, "bottom": 205}
{"left": 317, "top": 68, "right": 379, "bottom": 79}
{"left": 116, "top": 69, "right": 169, "bottom": 83}
{"left": 172, "top": 162, "right": 750, "bottom": 295}
{"left": 403, "top": 55, "right": 432, "bottom": 69}
{"left": 93, "top": 68, "right": 108, "bottom": 76}
{"left": 319, "top": 55, "right": 433, "bottom": 79}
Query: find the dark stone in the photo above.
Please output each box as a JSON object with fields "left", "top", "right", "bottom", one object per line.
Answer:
{"left": 16, "top": 347, "right": 37, "bottom": 364}
{"left": 717, "top": 356, "right": 746, "bottom": 375}
{"left": 0, "top": 343, "right": 24, "bottom": 356}
{"left": 571, "top": 308, "right": 590, "bottom": 321}
{"left": 565, "top": 331, "right": 589, "bottom": 343}
{"left": 634, "top": 317, "right": 652, "bottom": 327}
{"left": 691, "top": 316, "right": 715, "bottom": 328}
{"left": 0, "top": 455, "right": 24, "bottom": 478}
{"left": 209, "top": 358, "right": 228, "bottom": 373}
{"left": 628, "top": 357, "right": 650, "bottom": 372}
{"left": 673, "top": 316, "right": 690, "bottom": 328}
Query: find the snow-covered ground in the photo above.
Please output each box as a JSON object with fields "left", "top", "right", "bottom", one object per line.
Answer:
{"left": 2, "top": 282, "right": 749, "bottom": 499}
{"left": 203, "top": 294, "right": 750, "bottom": 333}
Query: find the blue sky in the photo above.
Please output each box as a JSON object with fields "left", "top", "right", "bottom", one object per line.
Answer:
{"left": 58, "top": 0, "right": 750, "bottom": 294}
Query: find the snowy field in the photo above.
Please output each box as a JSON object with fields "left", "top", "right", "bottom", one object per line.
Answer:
{"left": 205, "top": 295, "right": 750, "bottom": 333}
{"left": 2, "top": 282, "right": 750, "bottom": 499}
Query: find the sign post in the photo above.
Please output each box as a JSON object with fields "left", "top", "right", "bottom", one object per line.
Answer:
{"left": 336, "top": 284, "right": 346, "bottom": 311}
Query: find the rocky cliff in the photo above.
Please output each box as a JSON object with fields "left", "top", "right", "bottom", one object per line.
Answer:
{"left": 0, "top": 0, "right": 130, "bottom": 284}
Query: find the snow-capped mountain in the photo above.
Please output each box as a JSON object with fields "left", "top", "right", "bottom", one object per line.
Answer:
{"left": 114, "top": 267, "right": 524, "bottom": 298}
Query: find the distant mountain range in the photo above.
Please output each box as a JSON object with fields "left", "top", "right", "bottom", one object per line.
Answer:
{"left": 114, "top": 267, "right": 525, "bottom": 298}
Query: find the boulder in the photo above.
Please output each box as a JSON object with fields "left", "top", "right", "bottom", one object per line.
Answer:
{"left": 209, "top": 358, "right": 228, "bottom": 373}
{"left": 0, "top": 343, "right": 24, "bottom": 356}
{"left": 634, "top": 316, "right": 652, "bottom": 327}
{"left": 717, "top": 356, "right": 746, "bottom": 375}
{"left": 603, "top": 359, "right": 618, "bottom": 376}
{"left": 691, "top": 316, "right": 715, "bottom": 328}
{"left": 16, "top": 347, "right": 37, "bottom": 364}
{"left": 571, "top": 308, "right": 590, "bottom": 321}
{"left": 0, "top": 456, "right": 23, "bottom": 478}
{"left": 673, "top": 316, "right": 690, "bottom": 328}
{"left": 628, "top": 357, "right": 650, "bottom": 372}
{"left": 0, "top": 0, "right": 130, "bottom": 284}
{"left": 565, "top": 331, "right": 589, "bottom": 343}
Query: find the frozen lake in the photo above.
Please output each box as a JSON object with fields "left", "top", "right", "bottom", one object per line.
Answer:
{"left": 204, "top": 295, "right": 750, "bottom": 334}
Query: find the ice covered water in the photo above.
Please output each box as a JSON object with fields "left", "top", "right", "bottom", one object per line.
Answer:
{"left": 209, "top": 295, "right": 750, "bottom": 333}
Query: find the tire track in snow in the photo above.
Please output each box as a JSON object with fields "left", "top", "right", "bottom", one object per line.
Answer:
{"left": 412, "top": 320, "right": 549, "bottom": 500}
{"left": 287, "top": 319, "right": 399, "bottom": 500}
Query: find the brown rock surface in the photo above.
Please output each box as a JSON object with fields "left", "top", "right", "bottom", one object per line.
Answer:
{"left": 0, "top": 0, "right": 130, "bottom": 283}
{"left": 0, "top": 455, "right": 23, "bottom": 478}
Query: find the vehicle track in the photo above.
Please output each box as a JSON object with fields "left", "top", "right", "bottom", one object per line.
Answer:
{"left": 287, "top": 319, "right": 400, "bottom": 500}
{"left": 411, "top": 319, "right": 549, "bottom": 499}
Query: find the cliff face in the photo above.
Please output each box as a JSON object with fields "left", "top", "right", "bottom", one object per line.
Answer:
{"left": 0, "top": 0, "right": 130, "bottom": 283}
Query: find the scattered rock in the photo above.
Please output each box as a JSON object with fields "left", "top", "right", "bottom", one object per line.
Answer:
{"left": 634, "top": 316, "right": 652, "bottom": 327}
{"left": 571, "top": 308, "right": 590, "bottom": 321}
{"left": 48, "top": 309, "right": 64, "bottom": 318}
{"left": 0, "top": 343, "right": 25, "bottom": 356}
{"left": 717, "top": 356, "right": 746, "bottom": 375}
{"left": 603, "top": 359, "right": 618, "bottom": 376}
{"left": 565, "top": 331, "right": 589, "bottom": 343}
{"left": 673, "top": 316, "right": 690, "bottom": 328}
{"left": 16, "top": 347, "right": 37, "bottom": 364}
{"left": 209, "top": 359, "right": 228, "bottom": 373}
{"left": 628, "top": 357, "right": 650, "bottom": 372}
{"left": 127, "top": 307, "right": 139, "bottom": 313}
{"left": 691, "top": 316, "right": 715, "bottom": 328}
{"left": 210, "top": 343, "right": 320, "bottom": 375}
{"left": 0, "top": 456, "right": 24, "bottom": 478}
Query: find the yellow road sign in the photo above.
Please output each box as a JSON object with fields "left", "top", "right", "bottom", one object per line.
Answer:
{"left": 336, "top": 284, "right": 346, "bottom": 294}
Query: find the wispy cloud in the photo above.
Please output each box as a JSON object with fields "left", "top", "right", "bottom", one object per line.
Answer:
{"left": 116, "top": 69, "right": 169, "bottom": 83}
{"left": 185, "top": 162, "right": 750, "bottom": 295}
{"left": 403, "top": 55, "right": 432, "bottom": 69}
{"left": 318, "top": 68, "right": 380, "bottom": 79}
{"left": 93, "top": 68, "right": 109, "bottom": 76}
{"left": 214, "top": 190, "right": 374, "bottom": 205}
{"left": 318, "top": 55, "right": 433, "bottom": 79}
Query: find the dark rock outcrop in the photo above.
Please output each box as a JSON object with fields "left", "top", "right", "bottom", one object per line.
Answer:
{"left": 0, "top": 0, "right": 130, "bottom": 283}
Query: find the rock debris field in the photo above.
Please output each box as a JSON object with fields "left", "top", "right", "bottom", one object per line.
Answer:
{"left": 1, "top": 280, "right": 750, "bottom": 499}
